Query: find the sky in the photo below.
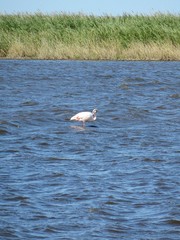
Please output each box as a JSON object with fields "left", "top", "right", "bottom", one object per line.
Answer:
{"left": 1, "top": 0, "right": 180, "bottom": 15}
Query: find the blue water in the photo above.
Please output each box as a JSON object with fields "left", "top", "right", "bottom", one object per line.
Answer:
{"left": 0, "top": 60, "right": 180, "bottom": 240}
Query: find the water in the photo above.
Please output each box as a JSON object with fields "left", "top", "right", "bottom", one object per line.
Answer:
{"left": 0, "top": 60, "right": 179, "bottom": 240}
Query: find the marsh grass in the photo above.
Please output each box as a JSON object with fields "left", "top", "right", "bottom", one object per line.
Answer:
{"left": 0, "top": 13, "right": 180, "bottom": 60}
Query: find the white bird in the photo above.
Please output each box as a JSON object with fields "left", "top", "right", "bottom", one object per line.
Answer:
{"left": 70, "top": 109, "right": 98, "bottom": 127}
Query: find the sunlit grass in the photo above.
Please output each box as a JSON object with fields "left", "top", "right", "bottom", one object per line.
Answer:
{"left": 0, "top": 13, "right": 180, "bottom": 60}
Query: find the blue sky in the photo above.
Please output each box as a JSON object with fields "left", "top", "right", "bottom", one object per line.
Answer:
{"left": 1, "top": 0, "right": 180, "bottom": 15}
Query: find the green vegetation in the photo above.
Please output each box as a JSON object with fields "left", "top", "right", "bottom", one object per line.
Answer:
{"left": 0, "top": 13, "right": 180, "bottom": 60}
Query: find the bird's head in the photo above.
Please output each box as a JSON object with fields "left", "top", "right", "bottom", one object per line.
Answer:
{"left": 92, "top": 109, "right": 98, "bottom": 114}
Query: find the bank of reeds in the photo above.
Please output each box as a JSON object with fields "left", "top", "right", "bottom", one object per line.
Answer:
{"left": 0, "top": 13, "right": 180, "bottom": 60}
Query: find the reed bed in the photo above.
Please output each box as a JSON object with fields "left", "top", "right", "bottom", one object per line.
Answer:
{"left": 0, "top": 13, "right": 180, "bottom": 60}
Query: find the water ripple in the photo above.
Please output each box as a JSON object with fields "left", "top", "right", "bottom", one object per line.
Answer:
{"left": 0, "top": 60, "right": 179, "bottom": 240}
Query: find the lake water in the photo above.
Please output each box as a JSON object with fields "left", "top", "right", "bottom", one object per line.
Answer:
{"left": 0, "top": 60, "right": 179, "bottom": 240}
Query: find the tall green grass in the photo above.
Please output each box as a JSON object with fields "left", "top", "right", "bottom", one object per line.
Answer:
{"left": 0, "top": 13, "right": 180, "bottom": 60}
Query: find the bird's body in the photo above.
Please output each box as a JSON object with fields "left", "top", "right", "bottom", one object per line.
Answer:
{"left": 70, "top": 109, "right": 97, "bottom": 127}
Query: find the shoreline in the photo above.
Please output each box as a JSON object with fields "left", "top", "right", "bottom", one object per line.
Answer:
{"left": 0, "top": 57, "right": 179, "bottom": 61}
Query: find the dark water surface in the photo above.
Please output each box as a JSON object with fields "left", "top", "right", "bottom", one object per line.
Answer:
{"left": 0, "top": 60, "right": 180, "bottom": 240}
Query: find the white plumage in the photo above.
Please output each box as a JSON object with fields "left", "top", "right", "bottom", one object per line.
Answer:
{"left": 70, "top": 109, "right": 98, "bottom": 127}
